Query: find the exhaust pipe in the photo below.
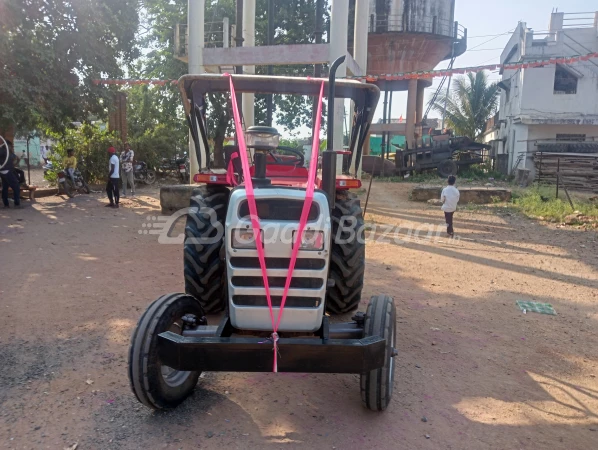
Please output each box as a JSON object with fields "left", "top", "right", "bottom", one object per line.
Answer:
{"left": 322, "top": 55, "right": 346, "bottom": 210}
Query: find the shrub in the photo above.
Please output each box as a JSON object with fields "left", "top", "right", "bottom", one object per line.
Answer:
{"left": 46, "top": 123, "right": 121, "bottom": 183}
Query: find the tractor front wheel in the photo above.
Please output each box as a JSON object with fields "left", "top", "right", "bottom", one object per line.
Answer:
{"left": 326, "top": 190, "right": 365, "bottom": 314}
{"left": 184, "top": 185, "right": 230, "bottom": 313}
{"left": 128, "top": 293, "right": 205, "bottom": 409}
{"left": 360, "top": 294, "right": 397, "bottom": 411}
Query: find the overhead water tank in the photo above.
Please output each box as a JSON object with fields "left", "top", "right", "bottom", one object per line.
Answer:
{"left": 366, "top": 0, "right": 466, "bottom": 81}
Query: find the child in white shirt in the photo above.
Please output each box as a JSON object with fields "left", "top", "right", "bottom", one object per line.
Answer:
{"left": 440, "top": 175, "right": 460, "bottom": 237}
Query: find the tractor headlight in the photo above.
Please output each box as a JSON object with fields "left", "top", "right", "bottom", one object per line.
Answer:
{"left": 231, "top": 228, "right": 263, "bottom": 249}
{"left": 293, "top": 230, "right": 324, "bottom": 251}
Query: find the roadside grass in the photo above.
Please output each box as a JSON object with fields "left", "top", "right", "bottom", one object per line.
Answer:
{"left": 510, "top": 185, "right": 598, "bottom": 222}
{"left": 370, "top": 164, "right": 508, "bottom": 184}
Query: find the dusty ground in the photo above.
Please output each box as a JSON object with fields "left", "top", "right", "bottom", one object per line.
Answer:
{"left": 0, "top": 181, "right": 597, "bottom": 450}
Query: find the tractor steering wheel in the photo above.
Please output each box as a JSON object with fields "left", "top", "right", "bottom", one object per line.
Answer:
{"left": 0, "top": 136, "right": 9, "bottom": 171}
{"left": 268, "top": 146, "right": 305, "bottom": 167}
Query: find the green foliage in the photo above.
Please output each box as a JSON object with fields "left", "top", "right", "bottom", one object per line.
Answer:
{"left": 0, "top": 0, "right": 139, "bottom": 133}
{"left": 129, "top": 123, "right": 181, "bottom": 170}
{"left": 279, "top": 138, "right": 302, "bottom": 149}
{"left": 458, "top": 163, "right": 506, "bottom": 181}
{"left": 125, "top": 0, "right": 189, "bottom": 163}
{"left": 126, "top": 81, "right": 187, "bottom": 164}
{"left": 254, "top": 0, "right": 330, "bottom": 133}
{"left": 512, "top": 187, "right": 598, "bottom": 222}
{"left": 431, "top": 72, "right": 499, "bottom": 140}
{"left": 376, "top": 173, "right": 440, "bottom": 183}
{"left": 45, "top": 123, "right": 121, "bottom": 183}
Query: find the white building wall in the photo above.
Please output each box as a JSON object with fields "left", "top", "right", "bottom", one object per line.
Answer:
{"left": 527, "top": 124, "right": 598, "bottom": 142}
{"left": 519, "top": 66, "right": 598, "bottom": 117}
{"left": 498, "top": 12, "right": 598, "bottom": 175}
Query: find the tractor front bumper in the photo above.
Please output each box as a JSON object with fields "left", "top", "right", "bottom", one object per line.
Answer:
{"left": 157, "top": 332, "right": 386, "bottom": 374}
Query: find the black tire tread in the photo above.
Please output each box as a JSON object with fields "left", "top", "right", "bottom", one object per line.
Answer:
{"left": 184, "top": 185, "right": 229, "bottom": 313}
{"left": 63, "top": 180, "right": 74, "bottom": 198}
{"left": 437, "top": 159, "right": 458, "bottom": 178}
{"left": 360, "top": 294, "right": 396, "bottom": 411}
{"left": 128, "top": 293, "right": 203, "bottom": 409}
{"left": 326, "top": 190, "right": 365, "bottom": 314}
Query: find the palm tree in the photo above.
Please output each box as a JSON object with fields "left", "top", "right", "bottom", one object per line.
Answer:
{"left": 432, "top": 71, "right": 499, "bottom": 141}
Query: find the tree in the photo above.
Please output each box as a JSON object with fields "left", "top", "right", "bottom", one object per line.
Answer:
{"left": 254, "top": 0, "right": 330, "bottom": 132}
{"left": 127, "top": 0, "right": 236, "bottom": 167}
{"left": 45, "top": 123, "right": 120, "bottom": 183}
{"left": 432, "top": 71, "right": 499, "bottom": 140}
{"left": 127, "top": 0, "right": 330, "bottom": 166}
{"left": 0, "top": 0, "right": 139, "bottom": 133}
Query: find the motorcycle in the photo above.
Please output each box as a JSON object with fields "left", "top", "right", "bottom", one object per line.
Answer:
{"left": 59, "top": 168, "right": 90, "bottom": 197}
{"left": 158, "top": 153, "right": 189, "bottom": 183}
{"left": 44, "top": 161, "right": 90, "bottom": 197}
{"left": 176, "top": 153, "right": 189, "bottom": 183}
{"left": 133, "top": 161, "right": 156, "bottom": 185}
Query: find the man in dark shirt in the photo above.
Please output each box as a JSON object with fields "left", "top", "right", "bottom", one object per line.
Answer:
{"left": 0, "top": 140, "right": 20, "bottom": 208}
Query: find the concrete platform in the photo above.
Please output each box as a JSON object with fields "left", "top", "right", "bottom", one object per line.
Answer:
{"left": 411, "top": 186, "right": 512, "bottom": 204}
{"left": 160, "top": 185, "right": 198, "bottom": 214}
{"left": 35, "top": 187, "right": 59, "bottom": 198}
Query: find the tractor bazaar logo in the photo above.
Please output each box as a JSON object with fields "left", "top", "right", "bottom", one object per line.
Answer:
{"left": 138, "top": 207, "right": 460, "bottom": 245}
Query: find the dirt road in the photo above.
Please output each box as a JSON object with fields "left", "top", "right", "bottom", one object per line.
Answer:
{"left": 1, "top": 183, "right": 597, "bottom": 449}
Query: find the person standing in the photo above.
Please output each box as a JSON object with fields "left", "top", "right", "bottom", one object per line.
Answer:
{"left": 40, "top": 145, "right": 49, "bottom": 164}
{"left": 120, "top": 142, "right": 135, "bottom": 197}
{"left": 440, "top": 175, "right": 460, "bottom": 237}
{"left": 106, "top": 146, "right": 120, "bottom": 208}
{"left": 64, "top": 148, "right": 77, "bottom": 183}
{"left": 0, "top": 140, "right": 20, "bottom": 208}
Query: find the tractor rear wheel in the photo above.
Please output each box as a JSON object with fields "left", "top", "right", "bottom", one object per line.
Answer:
{"left": 326, "top": 190, "right": 365, "bottom": 314}
{"left": 437, "top": 159, "right": 458, "bottom": 178}
{"left": 360, "top": 294, "right": 397, "bottom": 411}
{"left": 184, "top": 185, "right": 229, "bottom": 313}
{"left": 128, "top": 293, "right": 205, "bottom": 409}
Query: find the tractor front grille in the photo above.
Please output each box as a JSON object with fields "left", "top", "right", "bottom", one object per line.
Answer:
{"left": 229, "top": 257, "right": 325, "bottom": 270}
{"left": 226, "top": 188, "right": 331, "bottom": 332}
{"left": 231, "top": 276, "right": 324, "bottom": 289}
{"left": 232, "top": 295, "right": 321, "bottom": 308}
{"left": 238, "top": 199, "right": 319, "bottom": 221}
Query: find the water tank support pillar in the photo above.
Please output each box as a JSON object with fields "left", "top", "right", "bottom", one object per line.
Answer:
{"left": 416, "top": 81, "right": 425, "bottom": 145}
{"left": 329, "top": 0, "right": 349, "bottom": 174}
{"left": 188, "top": 0, "right": 206, "bottom": 175}
{"left": 406, "top": 79, "right": 418, "bottom": 150}
{"left": 242, "top": 0, "right": 255, "bottom": 128}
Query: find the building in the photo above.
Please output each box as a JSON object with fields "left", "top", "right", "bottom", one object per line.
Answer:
{"left": 480, "top": 112, "right": 503, "bottom": 172}
{"left": 497, "top": 11, "right": 598, "bottom": 176}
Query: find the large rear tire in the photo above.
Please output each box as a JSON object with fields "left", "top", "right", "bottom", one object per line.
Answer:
{"left": 437, "top": 159, "right": 458, "bottom": 178}
{"left": 128, "top": 293, "right": 204, "bottom": 410}
{"left": 360, "top": 294, "right": 397, "bottom": 411}
{"left": 326, "top": 190, "right": 365, "bottom": 314}
{"left": 184, "top": 185, "right": 230, "bottom": 313}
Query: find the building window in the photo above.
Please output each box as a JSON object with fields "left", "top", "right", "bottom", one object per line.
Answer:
{"left": 554, "top": 65, "right": 578, "bottom": 94}
{"left": 556, "top": 134, "right": 586, "bottom": 142}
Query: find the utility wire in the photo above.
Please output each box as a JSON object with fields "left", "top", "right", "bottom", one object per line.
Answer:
{"left": 468, "top": 30, "right": 514, "bottom": 50}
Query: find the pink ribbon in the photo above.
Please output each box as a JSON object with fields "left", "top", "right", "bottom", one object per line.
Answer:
{"left": 226, "top": 152, "right": 239, "bottom": 186}
{"left": 227, "top": 75, "right": 325, "bottom": 372}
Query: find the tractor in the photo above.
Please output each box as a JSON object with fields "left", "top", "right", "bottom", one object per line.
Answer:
{"left": 128, "top": 58, "right": 397, "bottom": 412}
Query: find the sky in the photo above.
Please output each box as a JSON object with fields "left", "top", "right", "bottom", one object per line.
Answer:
{"left": 371, "top": 0, "right": 598, "bottom": 123}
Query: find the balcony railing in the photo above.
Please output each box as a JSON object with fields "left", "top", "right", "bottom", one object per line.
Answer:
{"left": 562, "top": 12, "right": 598, "bottom": 29}
{"left": 175, "top": 21, "right": 230, "bottom": 59}
{"left": 368, "top": 14, "right": 466, "bottom": 40}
